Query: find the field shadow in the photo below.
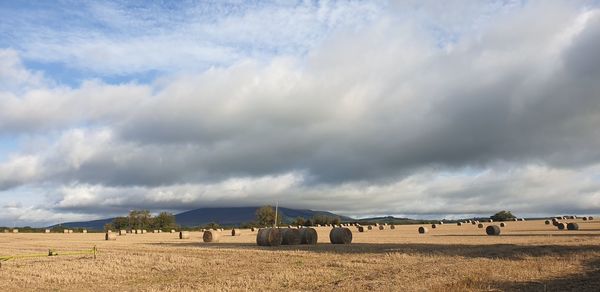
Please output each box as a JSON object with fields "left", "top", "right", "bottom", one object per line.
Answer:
{"left": 147, "top": 241, "right": 600, "bottom": 261}
{"left": 489, "top": 258, "right": 600, "bottom": 291}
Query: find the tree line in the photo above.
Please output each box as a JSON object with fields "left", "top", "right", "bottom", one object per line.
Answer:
{"left": 105, "top": 210, "right": 177, "bottom": 231}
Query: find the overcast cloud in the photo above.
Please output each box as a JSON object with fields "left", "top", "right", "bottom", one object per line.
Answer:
{"left": 1, "top": 1, "right": 600, "bottom": 226}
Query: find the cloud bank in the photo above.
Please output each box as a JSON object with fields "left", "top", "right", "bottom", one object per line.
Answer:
{"left": 0, "top": 1, "right": 599, "bottom": 226}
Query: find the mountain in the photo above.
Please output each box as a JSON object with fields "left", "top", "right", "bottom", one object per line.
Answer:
{"left": 51, "top": 206, "right": 354, "bottom": 230}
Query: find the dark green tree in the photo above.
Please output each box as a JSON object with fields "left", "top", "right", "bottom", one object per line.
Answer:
{"left": 491, "top": 210, "right": 516, "bottom": 221}
{"left": 255, "top": 205, "right": 283, "bottom": 227}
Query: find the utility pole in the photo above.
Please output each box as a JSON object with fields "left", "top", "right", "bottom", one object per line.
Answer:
{"left": 274, "top": 202, "right": 278, "bottom": 228}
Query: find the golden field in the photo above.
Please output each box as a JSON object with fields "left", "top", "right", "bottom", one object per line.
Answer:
{"left": 1, "top": 219, "right": 599, "bottom": 291}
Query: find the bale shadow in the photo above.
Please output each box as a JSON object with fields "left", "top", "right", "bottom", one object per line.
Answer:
{"left": 489, "top": 258, "right": 600, "bottom": 291}
{"left": 147, "top": 241, "right": 600, "bottom": 261}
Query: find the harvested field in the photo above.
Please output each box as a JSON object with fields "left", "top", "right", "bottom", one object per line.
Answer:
{"left": 1, "top": 219, "right": 599, "bottom": 291}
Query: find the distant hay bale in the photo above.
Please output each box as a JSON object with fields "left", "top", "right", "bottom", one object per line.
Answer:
{"left": 153, "top": 230, "right": 158, "bottom": 233}
{"left": 288, "top": 225, "right": 293, "bottom": 228}
{"left": 316, "top": 224, "right": 321, "bottom": 227}
{"left": 256, "top": 228, "right": 283, "bottom": 246}
{"left": 158, "top": 230, "right": 162, "bottom": 233}
{"left": 231, "top": 229, "right": 241, "bottom": 236}
{"left": 105, "top": 232, "right": 117, "bottom": 241}
{"left": 367, "top": 225, "right": 373, "bottom": 230}
{"left": 389, "top": 224, "right": 395, "bottom": 230}
{"left": 589, "top": 216, "right": 594, "bottom": 220}
{"left": 179, "top": 231, "right": 190, "bottom": 239}
{"left": 4, "top": 229, "right": 8, "bottom": 233}
{"left": 513, "top": 218, "right": 518, "bottom": 221}
{"left": 471, "top": 221, "right": 477, "bottom": 225}
{"left": 64, "top": 229, "right": 69, "bottom": 234}
{"left": 489, "top": 219, "right": 494, "bottom": 223}
{"left": 329, "top": 227, "right": 352, "bottom": 244}
{"left": 357, "top": 226, "right": 366, "bottom": 232}
{"left": 582, "top": 217, "right": 588, "bottom": 221}
{"left": 82, "top": 230, "right": 87, "bottom": 234}
{"left": 500, "top": 222, "right": 507, "bottom": 227}
{"left": 439, "top": 221, "right": 444, "bottom": 225}
{"left": 557, "top": 223, "right": 567, "bottom": 230}
{"left": 457, "top": 222, "right": 462, "bottom": 226}
{"left": 170, "top": 229, "right": 176, "bottom": 233}
{"left": 142, "top": 230, "right": 147, "bottom": 234}
{"left": 13, "top": 229, "right": 19, "bottom": 233}
{"left": 203, "top": 230, "right": 220, "bottom": 243}
{"left": 251, "top": 227, "right": 255, "bottom": 232}
{"left": 418, "top": 226, "right": 428, "bottom": 234}
{"left": 552, "top": 220, "right": 560, "bottom": 226}
{"left": 68, "top": 230, "right": 73, "bottom": 233}
{"left": 119, "top": 230, "right": 127, "bottom": 236}
{"left": 299, "top": 228, "right": 318, "bottom": 245}
{"left": 431, "top": 224, "right": 437, "bottom": 229}
{"left": 281, "top": 228, "right": 301, "bottom": 245}
{"left": 45, "top": 229, "right": 50, "bottom": 233}
{"left": 486, "top": 225, "right": 501, "bottom": 236}
{"left": 545, "top": 220, "right": 550, "bottom": 225}
{"left": 567, "top": 223, "right": 579, "bottom": 231}
{"left": 569, "top": 216, "right": 576, "bottom": 219}
{"left": 378, "top": 225, "right": 385, "bottom": 230}
{"left": 478, "top": 223, "right": 484, "bottom": 228}
{"left": 136, "top": 229, "right": 141, "bottom": 234}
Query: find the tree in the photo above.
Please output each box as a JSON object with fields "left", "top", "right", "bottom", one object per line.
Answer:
{"left": 293, "top": 217, "right": 306, "bottom": 226}
{"left": 153, "top": 212, "right": 176, "bottom": 230}
{"left": 491, "top": 210, "right": 516, "bottom": 221}
{"left": 255, "top": 205, "right": 283, "bottom": 227}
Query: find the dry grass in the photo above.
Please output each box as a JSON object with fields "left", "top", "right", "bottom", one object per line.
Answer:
{"left": 1, "top": 219, "right": 599, "bottom": 291}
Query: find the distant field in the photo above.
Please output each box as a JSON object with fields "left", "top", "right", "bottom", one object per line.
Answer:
{"left": 1, "top": 219, "right": 599, "bottom": 291}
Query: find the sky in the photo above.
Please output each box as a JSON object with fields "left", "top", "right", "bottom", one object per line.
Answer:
{"left": 1, "top": 0, "right": 600, "bottom": 227}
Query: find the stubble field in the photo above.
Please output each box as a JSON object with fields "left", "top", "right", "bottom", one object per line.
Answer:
{"left": 1, "top": 219, "right": 599, "bottom": 291}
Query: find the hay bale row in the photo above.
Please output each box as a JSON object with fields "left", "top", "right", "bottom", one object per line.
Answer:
{"left": 300, "top": 228, "right": 318, "bottom": 244}
{"left": 281, "top": 228, "right": 301, "bottom": 245}
{"left": 257, "top": 228, "right": 283, "bottom": 246}
{"left": 330, "top": 227, "right": 352, "bottom": 244}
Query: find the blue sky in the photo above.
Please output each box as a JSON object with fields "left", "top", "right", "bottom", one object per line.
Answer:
{"left": 1, "top": 1, "right": 600, "bottom": 226}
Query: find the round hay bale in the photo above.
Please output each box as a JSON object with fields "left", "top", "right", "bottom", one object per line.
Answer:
{"left": 69, "top": 230, "right": 73, "bottom": 233}
{"left": 589, "top": 216, "right": 594, "bottom": 220}
{"left": 478, "top": 223, "right": 484, "bottom": 228}
{"left": 500, "top": 222, "right": 507, "bottom": 227}
{"left": 582, "top": 217, "right": 588, "bottom": 221}
{"left": 119, "top": 230, "right": 127, "bottom": 236}
{"left": 431, "top": 224, "right": 437, "bottom": 229}
{"left": 418, "top": 226, "right": 428, "bottom": 234}
{"left": 250, "top": 227, "right": 256, "bottom": 232}
{"left": 545, "top": 220, "right": 550, "bottom": 225}
{"left": 299, "top": 228, "right": 318, "bottom": 244}
{"left": 439, "top": 221, "right": 444, "bottom": 225}
{"left": 329, "top": 227, "right": 352, "bottom": 244}
{"left": 367, "top": 225, "right": 373, "bottom": 230}
{"left": 378, "top": 225, "right": 385, "bottom": 230}
{"left": 357, "top": 226, "right": 366, "bottom": 232}
{"left": 203, "top": 230, "right": 220, "bottom": 242}
{"left": 257, "top": 228, "right": 283, "bottom": 246}
{"left": 488, "top": 219, "right": 493, "bottom": 223}
{"left": 231, "top": 229, "right": 241, "bottom": 236}
{"left": 105, "top": 232, "right": 117, "bottom": 240}
{"left": 567, "top": 222, "right": 579, "bottom": 230}
{"left": 170, "top": 229, "right": 175, "bottom": 233}
{"left": 281, "top": 228, "right": 301, "bottom": 245}
{"left": 552, "top": 220, "right": 560, "bottom": 226}
{"left": 179, "top": 231, "right": 190, "bottom": 239}
{"left": 136, "top": 229, "right": 141, "bottom": 234}
{"left": 471, "top": 221, "right": 477, "bottom": 225}
{"left": 486, "top": 225, "right": 501, "bottom": 235}
{"left": 45, "top": 229, "right": 50, "bottom": 233}
{"left": 12, "top": 229, "right": 19, "bottom": 233}
{"left": 389, "top": 224, "right": 395, "bottom": 230}
{"left": 557, "top": 223, "right": 567, "bottom": 230}
{"left": 513, "top": 218, "right": 518, "bottom": 221}
{"left": 82, "top": 230, "right": 87, "bottom": 234}
{"left": 457, "top": 222, "right": 462, "bottom": 226}
{"left": 63, "top": 229, "right": 69, "bottom": 234}
{"left": 287, "top": 225, "right": 293, "bottom": 228}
